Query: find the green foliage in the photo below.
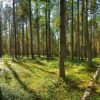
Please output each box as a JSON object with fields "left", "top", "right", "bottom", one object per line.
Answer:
{"left": 0, "top": 57, "right": 99, "bottom": 100}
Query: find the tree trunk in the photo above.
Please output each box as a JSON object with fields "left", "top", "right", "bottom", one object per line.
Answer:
{"left": 22, "top": 21, "right": 25, "bottom": 57}
{"left": 48, "top": 0, "right": 51, "bottom": 59}
{"left": 29, "top": 0, "right": 34, "bottom": 58}
{"left": 59, "top": 0, "right": 67, "bottom": 78}
{"left": 45, "top": 0, "right": 49, "bottom": 60}
{"left": 77, "top": 0, "right": 80, "bottom": 60}
{"left": 13, "top": 0, "right": 17, "bottom": 59}
{"left": 71, "top": 0, "right": 74, "bottom": 60}
{"left": 26, "top": 19, "right": 29, "bottom": 57}
{"left": 36, "top": 3, "right": 40, "bottom": 57}
{"left": 85, "top": 0, "right": 92, "bottom": 67}
{"left": 0, "top": 13, "right": 2, "bottom": 58}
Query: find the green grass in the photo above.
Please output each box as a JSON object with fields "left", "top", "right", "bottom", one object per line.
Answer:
{"left": 0, "top": 57, "right": 100, "bottom": 100}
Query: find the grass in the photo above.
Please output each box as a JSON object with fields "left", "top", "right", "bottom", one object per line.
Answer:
{"left": 0, "top": 57, "right": 100, "bottom": 100}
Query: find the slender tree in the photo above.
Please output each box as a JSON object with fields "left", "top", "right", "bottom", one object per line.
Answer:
{"left": 81, "top": 0, "right": 84, "bottom": 60}
{"left": 26, "top": 18, "right": 29, "bottom": 57}
{"left": 86, "top": 0, "right": 92, "bottom": 66}
{"left": 71, "top": 0, "right": 74, "bottom": 60}
{"left": 29, "top": 0, "right": 34, "bottom": 58}
{"left": 48, "top": 0, "right": 51, "bottom": 59}
{"left": 13, "top": 0, "right": 17, "bottom": 59}
{"left": 36, "top": 3, "right": 40, "bottom": 57}
{"left": 0, "top": 7, "right": 2, "bottom": 58}
{"left": 77, "top": 0, "right": 80, "bottom": 60}
{"left": 45, "top": 0, "right": 49, "bottom": 59}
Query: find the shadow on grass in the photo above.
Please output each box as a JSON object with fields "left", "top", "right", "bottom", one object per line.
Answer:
{"left": 66, "top": 59, "right": 86, "bottom": 65}
{"left": 46, "top": 76, "right": 84, "bottom": 100}
{"left": 4, "top": 61, "right": 42, "bottom": 100}
{"left": 30, "top": 60, "right": 46, "bottom": 66}
{"left": 66, "top": 59, "right": 98, "bottom": 73}
{"left": 80, "top": 64, "right": 97, "bottom": 74}
{"left": 63, "top": 76, "right": 85, "bottom": 92}
{"left": 13, "top": 59, "right": 56, "bottom": 75}
{"left": 89, "top": 87, "right": 100, "bottom": 99}
{"left": 0, "top": 87, "right": 3, "bottom": 100}
{"left": 15, "top": 58, "right": 46, "bottom": 66}
{"left": 13, "top": 60, "right": 41, "bottom": 78}
{"left": 50, "top": 75, "right": 85, "bottom": 92}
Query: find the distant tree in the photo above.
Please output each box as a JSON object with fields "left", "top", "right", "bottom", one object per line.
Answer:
{"left": 0, "top": 2, "right": 2, "bottom": 58}
{"left": 81, "top": 0, "right": 84, "bottom": 60}
{"left": 36, "top": 2, "right": 40, "bottom": 57}
{"left": 77, "top": 0, "right": 80, "bottom": 60}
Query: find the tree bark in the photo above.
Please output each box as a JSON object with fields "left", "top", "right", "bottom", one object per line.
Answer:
{"left": 59, "top": 0, "right": 67, "bottom": 78}
{"left": 13, "top": 0, "right": 17, "bottom": 59}
{"left": 71, "top": 0, "right": 74, "bottom": 60}
{"left": 29, "top": 0, "right": 34, "bottom": 58}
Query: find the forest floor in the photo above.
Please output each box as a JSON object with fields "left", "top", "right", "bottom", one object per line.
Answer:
{"left": 0, "top": 56, "right": 100, "bottom": 100}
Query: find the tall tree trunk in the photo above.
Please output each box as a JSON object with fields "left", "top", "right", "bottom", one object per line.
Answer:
{"left": 48, "top": 0, "right": 51, "bottom": 59}
{"left": 22, "top": 21, "right": 25, "bottom": 56}
{"left": 71, "top": 0, "right": 74, "bottom": 60}
{"left": 81, "top": 0, "right": 84, "bottom": 60}
{"left": 59, "top": 0, "right": 67, "bottom": 78}
{"left": 8, "top": 14, "right": 11, "bottom": 55}
{"left": 36, "top": 3, "right": 40, "bottom": 57}
{"left": 77, "top": 0, "right": 80, "bottom": 60}
{"left": 86, "top": 0, "right": 92, "bottom": 67}
{"left": 26, "top": 19, "right": 29, "bottom": 57}
{"left": 0, "top": 13, "right": 2, "bottom": 58}
{"left": 29, "top": 0, "right": 34, "bottom": 58}
{"left": 17, "top": 22, "right": 21, "bottom": 57}
{"left": 13, "top": 0, "right": 17, "bottom": 59}
{"left": 45, "top": 0, "right": 49, "bottom": 60}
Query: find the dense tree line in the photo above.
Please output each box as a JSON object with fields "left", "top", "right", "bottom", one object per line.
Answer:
{"left": 0, "top": 0, "right": 100, "bottom": 78}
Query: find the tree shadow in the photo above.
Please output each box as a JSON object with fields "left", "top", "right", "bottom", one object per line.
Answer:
{"left": 66, "top": 59, "right": 87, "bottom": 65}
{"left": 13, "top": 60, "right": 56, "bottom": 75}
{"left": 66, "top": 59, "right": 98, "bottom": 73}
{"left": 63, "top": 76, "right": 85, "bottom": 92}
{"left": 13, "top": 60, "right": 41, "bottom": 78}
{"left": 80, "top": 65, "right": 97, "bottom": 73}
{"left": 0, "top": 87, "right": 3, "bottom": 100}
{"left": 47, "top": 76, "right": 85, "bottom": 100}
{"left": 30, "top": 60, "right": 46, "bottom": 66}
{"left": 84, "top": 86, "right": 100, "bottom": 99}
{"left": 4, "top": 61, "right": 42, "bottom": 100}
{"left": 15, "top": 58, "right": 46, "bottom": 66}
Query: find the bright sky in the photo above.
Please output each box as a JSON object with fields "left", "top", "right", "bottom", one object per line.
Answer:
{"left": 0, "top": 0, "right": 12, "bottom": 7}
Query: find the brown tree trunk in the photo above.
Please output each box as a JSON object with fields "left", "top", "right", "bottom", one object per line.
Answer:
{"left": 13, "top": 0, "right": 17, "bottom": 59}
{"left": 26, "top": 19, "right": 29, "bottom": 57}
{"left": 59, "top": 0, "right": 67, "bottom": 78}
{"left": 45, "top": 0, "right": 49, "bottom": 60}
{"left": 29, "top": 0, "right": 34, "bottom": 58}
{"left": 71, "top": 0, "right": 74, "bottom": 60}
{"left": 22, "top": 21, "right": 25, "bottom": 56}
{"left": 85, "top": 0, "right": 92, "bottom": 67}
{"left": 36, "top": 3, "right": 40, "bottom": 57}
{"left": 77, "top": 0, "right": 80, "bottom": 60}
{"left": 0, "top": 12, "right": 2, "bottom": 58}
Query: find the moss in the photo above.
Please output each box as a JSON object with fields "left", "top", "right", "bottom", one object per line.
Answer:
{"left": 0, "top": 57, "right": 99, "bottom": 100}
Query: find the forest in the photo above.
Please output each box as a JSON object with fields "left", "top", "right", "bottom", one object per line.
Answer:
{"left": 0, "top": 0, "right": 100, "bottom": 100}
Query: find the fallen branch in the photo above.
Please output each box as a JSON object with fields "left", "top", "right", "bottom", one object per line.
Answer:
{"left": 81, "top": 65, "right": 100, "bottom": 100}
